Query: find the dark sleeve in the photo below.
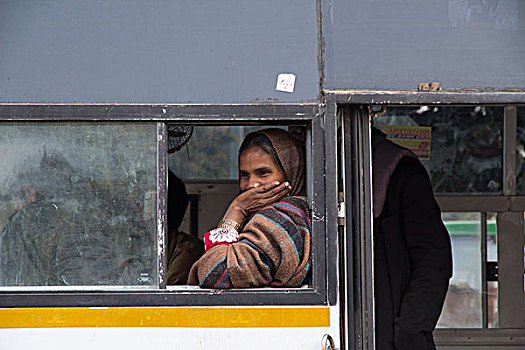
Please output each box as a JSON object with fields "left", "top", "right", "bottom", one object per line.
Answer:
{"left": 392, "top": 159, "right": 453, "bottom": 350}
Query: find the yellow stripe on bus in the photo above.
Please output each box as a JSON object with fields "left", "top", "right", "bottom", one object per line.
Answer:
{"left": 0, "top": 307, "right": 330, "bottom": 328}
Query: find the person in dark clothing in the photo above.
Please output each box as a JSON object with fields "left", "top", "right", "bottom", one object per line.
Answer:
{"left": 166, "top": 170, "right": 204, "bottom": 285}
{"left": 372, "top": 127, "right": 453, "bottom": 350}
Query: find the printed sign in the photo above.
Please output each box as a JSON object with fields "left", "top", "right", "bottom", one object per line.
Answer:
{"left": 381, "top": 125, "right": 432, "bottom": 160}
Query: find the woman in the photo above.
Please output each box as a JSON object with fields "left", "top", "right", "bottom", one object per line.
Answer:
{"left": 188, "top": 128, "right": 311, "bottom": 288}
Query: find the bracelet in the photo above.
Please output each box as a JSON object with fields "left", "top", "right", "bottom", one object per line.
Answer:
{"left": 217, "top": 219, "right": 241, "bottom": 231}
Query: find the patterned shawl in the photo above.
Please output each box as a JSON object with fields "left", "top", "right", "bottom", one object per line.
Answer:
{"left": 187, "top": 196, "right": 311, "bottom": 288}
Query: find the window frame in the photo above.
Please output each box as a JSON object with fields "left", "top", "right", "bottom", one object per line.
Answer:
{"left": 0, "top": 103, "right": 333, "bottom": 307}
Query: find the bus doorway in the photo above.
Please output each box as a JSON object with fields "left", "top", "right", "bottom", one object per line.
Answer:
{"left": 338, "top": 102, "right": 525, "bottom": 350}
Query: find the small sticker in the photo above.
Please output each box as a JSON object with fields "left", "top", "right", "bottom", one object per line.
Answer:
{"left": 276, "top": 73, "right": 296, "bottom": 93}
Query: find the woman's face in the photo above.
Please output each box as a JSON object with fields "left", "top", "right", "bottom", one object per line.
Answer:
{"left": 239, "top": 147, "right": 286, "bottom": 192}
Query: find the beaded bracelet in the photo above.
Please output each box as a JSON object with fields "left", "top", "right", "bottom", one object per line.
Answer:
{"left": 217, "top": 219, "right": 241, "bottom": 231}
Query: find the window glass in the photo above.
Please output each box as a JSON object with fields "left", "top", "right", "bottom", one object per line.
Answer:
{"left": 438, "top": 212, "right": 498, "bottom": 328}
{"left": 372, "top": 106, "right": 504, "bottom": 194}
{"left": 517, "top": 107, "right": 525, "bottom": 194}
{"left": 0, "top": 123, "right": 158, "bottom": 287}
{"left": 438, "top": 212, "right": 483, "bottom": 328}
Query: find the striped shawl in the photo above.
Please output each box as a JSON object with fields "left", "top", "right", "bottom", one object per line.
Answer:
{"left": 187, "top": 196, "right": 311, "bottom": 288}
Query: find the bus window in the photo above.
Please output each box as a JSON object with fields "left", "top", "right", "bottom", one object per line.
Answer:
{"left": 167, "top": 125, "right": 311, "bottom": 286}
{"left": 0, "top": 123, "right": 159, "bottom": 287}
{"left": 0, "top": 119, "right": 327, "bottom": 306}
{"left": 372, "top": 106, "right": 504, "bottom": 194}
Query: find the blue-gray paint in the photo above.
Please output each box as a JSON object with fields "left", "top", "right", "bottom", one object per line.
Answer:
{"left": 323, "top": 0, "right": 525, "bottom": 90}
{"left": 0, "top": 1, "right": 318, "bottom": 103}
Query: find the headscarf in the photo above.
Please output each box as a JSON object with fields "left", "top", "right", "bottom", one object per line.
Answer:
{"left": 253, "top": 128, "right": 305, "bottom": 196}
{"left": 372, "top": 127, "right": 416, "bottom": 217}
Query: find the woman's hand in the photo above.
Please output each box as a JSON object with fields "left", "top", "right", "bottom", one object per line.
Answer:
{"left": 235, "top": 181, "right": 291, "bottom": 216}
{"left": 221, "top": 181, "right": 291, "bottom": 225}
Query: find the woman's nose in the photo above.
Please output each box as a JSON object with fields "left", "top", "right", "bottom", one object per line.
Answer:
{"left": 247, "top": 177, "right": 261, "bottom": 188}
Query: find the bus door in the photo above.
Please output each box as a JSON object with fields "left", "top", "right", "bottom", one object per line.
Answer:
{"left": 338, "top": 105, "right": 374, "bottom": 350}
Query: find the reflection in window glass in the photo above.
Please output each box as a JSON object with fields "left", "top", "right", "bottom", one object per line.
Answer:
{"left": 0, "top": 123, "right": 158, "bottom": 287}
{"left": 372, "top": 106, "right": 503, "bottom": 194}
{"left": 438, "top": 212, "right": 482, "bottom": 328}
{"left": 168, "top": 126, "right": 288, "bottom": 180}
{"left": 517, "top": 107, "right": 525, "bottom": 194}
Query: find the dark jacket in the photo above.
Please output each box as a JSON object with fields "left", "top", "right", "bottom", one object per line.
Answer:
{"left": 373, "top": 130, "right": 452, "bottom": 350}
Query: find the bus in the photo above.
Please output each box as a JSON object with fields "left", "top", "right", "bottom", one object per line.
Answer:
{"left": 0, "top": 1, "right": 524, "bottom": 349}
